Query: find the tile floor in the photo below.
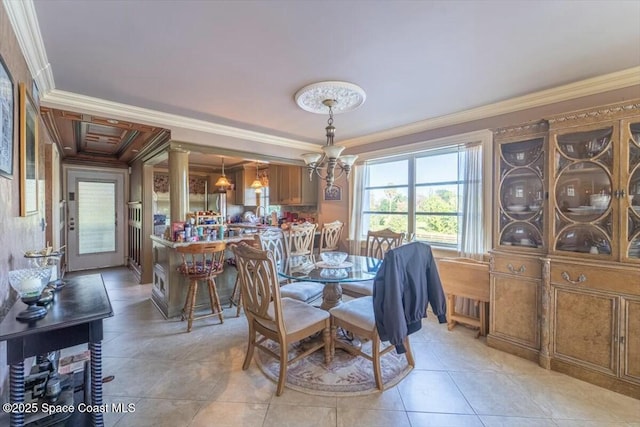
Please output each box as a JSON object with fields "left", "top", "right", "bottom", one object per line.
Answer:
{"left": 64, "top": 267, "right": 640, "bottom": 427}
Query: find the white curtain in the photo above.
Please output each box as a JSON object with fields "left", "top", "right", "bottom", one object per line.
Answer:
{"left": 348, "top": 164, "right": 367, "bottom": 255}
{"left": 460, "top": 143, "right": 484, "bottom": 259}
{"left": 456, "top": 143, "right": 484, "bottom": 317}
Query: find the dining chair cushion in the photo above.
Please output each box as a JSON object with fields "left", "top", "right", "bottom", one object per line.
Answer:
{"left": 258, "top": 297, "right": 330, "bottom": 335}
{"left": 177, "top": 260, "right": 224, "bottom": 276}
{"left": 340, "top": 279, "right": 373, "bottom": 297}
{"left": 329, "top": 296, "right": 375, "bottom": 332}
{"left": 279, "top": 281, "right": 324, "bottom": 303}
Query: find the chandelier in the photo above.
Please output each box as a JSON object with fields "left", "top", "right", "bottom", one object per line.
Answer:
{"left": 296, "top": 81, "right": 365, "bottom": 189}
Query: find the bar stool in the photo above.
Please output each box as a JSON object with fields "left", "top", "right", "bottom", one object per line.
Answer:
{"left": 176, "top": 242, "right": 226, "bottom": 332}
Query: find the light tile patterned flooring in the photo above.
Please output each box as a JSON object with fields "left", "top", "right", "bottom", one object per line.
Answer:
{"left": 64, "top": 267, "right": 640, "bottom": 427}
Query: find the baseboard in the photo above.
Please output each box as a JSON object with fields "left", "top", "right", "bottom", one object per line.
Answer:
{"left": 487, "top": 334, "right": 540, "bottom": 363}
{"left": 551, "top": 358, "right": 640, "bottom": 400}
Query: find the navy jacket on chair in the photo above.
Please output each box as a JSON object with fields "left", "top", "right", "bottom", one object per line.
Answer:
{"left": 372, "top": 242, "right": 447, "bottom": 353}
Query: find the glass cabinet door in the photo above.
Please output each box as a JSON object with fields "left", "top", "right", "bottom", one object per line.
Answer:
{"left": 552, "top": 126, "right": 615, "bottom": 256}
{"left": 497, "top": 138, "right": 545, "bottom": 249}
{"left": 625, "top": 122, "right": 640, "bottom": 260}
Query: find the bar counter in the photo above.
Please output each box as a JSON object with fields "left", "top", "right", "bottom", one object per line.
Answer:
{"left": 150, "top": 234, "right": 257, "bottom": 318}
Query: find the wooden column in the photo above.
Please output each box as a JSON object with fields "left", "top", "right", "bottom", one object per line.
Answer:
{"left": 168, "top": 147, "right": 190, "bottom": 224}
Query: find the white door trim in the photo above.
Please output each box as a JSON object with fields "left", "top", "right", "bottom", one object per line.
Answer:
{"left": 64, "top": 165, "right": 128, "bottom": 271}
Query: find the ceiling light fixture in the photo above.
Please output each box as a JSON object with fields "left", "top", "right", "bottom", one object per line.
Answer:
{"left": 296, "top": 81, "right": 365, "bottom": 189}
{"left": 214, "top": 156, "right": 231, "bottom": 188}
{"left": 250, "top": 162, "right": 263, "bottom": 190}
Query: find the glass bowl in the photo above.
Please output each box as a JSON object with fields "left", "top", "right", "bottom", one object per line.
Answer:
{"left": 320, "top": 268, "right": 348, "bottom": 279}
{"left": 8, "top": 267, "right": 52, "bottom": 321}
{"left": 320, "top": 251, "right": 348, "bottom": 266}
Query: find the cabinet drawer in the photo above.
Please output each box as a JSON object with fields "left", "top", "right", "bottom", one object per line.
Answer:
{"left": 491, "top": 253, "right": 542, "bottom": 279}
{"left": 550, "top": 261, "right": 640, "bottom": 295}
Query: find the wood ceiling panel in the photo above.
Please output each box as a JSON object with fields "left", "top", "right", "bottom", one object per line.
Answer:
{"left": 40, "top": 107, "right": 170, "bottom": 165}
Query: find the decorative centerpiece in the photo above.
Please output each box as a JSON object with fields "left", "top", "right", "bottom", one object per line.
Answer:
{"left": 8, "top": 267, "right": 52, "bottom": 321}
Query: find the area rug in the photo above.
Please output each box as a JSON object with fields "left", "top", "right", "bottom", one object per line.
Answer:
{"left": 254, "top": 338, "right": 413, "bottom": 396}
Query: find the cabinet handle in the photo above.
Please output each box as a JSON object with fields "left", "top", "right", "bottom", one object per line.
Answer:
{"left": 507, "top": 263, "right": 526, "bottom": 275}
{"left": 561, "top": 271, "right": 586, "bottom": 285}
{"left": 614, "top": 189, "right": 627, "bottom": 198}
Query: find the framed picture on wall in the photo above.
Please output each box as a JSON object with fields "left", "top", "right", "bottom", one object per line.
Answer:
{"left": 19, "top": 82, "right": 38, "bottom": 216}
{"left": 324, "top": 184, "right": 342, "bottom": 201}
{"left": 0, "top": 54, "right": 14, "bottom": 179}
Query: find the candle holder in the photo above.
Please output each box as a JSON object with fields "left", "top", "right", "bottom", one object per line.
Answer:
{"left": 8, "top": 267, "right": 52, "bottom": 321}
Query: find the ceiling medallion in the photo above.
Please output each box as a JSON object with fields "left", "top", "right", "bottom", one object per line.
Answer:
{"left": 294, "top": 81, "right": 366, "bottom": 114}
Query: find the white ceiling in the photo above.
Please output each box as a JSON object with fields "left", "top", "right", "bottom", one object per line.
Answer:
{"left": 19, "top": 1, "right": 640, "bottom": 155}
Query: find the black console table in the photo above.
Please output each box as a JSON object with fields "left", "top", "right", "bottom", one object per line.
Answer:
{"left": 0, "top": 274, "right": 113, "bottom": 427}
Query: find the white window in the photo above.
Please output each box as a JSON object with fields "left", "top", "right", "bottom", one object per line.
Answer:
{"left": 363, "top": 149, "right": 464, "bottom": 248}
{"left": 352, "top": 130, "right": 492, "bottom": 254}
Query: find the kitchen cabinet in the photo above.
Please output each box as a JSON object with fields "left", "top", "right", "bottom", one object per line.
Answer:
{"left": 269, "top": 165, "right": 279, "bottom": 205}
{"left": 269, "top": 165, "right": 317, "bottom": 206}
{"left": 232, "top": 166, "right": 259, "bottom": 207}
{"left": 489, "top": 101, "right": 640, "bottom": 399}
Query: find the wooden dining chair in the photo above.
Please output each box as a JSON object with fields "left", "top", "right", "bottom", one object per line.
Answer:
{"left": 365, "top": 228, "right": 405, "bottom": 259}
{"left": 232, "top": 242, "right": 331, "bottom": 395}
{"left": 341, "top": 228, "right": 405, "bottom": 298}
{"left": 329, "top": 296, "right": 414, "bottom": 390}
{"left": 284, "top": 222, "right": 317, "bottom": 256}
{"left": 257, "top": 229, "right": 324, "bottom": 304}
{"left": 176, "top": 241, "right": 226, "bottom": 332}
{"left": 227, "top": 237, "right": 261, "bottom": 317}
{"left": 318, "top": 220, "right": 344, "bottom": 253}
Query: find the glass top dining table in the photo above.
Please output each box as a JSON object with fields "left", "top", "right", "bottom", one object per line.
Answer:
{"left": 277, "top": 254, "right": 382, "bottom": 310}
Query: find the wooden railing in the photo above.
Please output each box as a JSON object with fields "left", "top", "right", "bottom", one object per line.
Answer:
{"left": 128, "top": 202, "right": 143, "bottom": 278}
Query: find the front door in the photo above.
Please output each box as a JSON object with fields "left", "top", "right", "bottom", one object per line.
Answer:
{"left": 67, "top": 168, "right": 126, "bottom": 271}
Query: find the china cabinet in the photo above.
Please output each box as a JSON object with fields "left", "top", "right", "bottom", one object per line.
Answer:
{"left": 489, "top": 121, "right": 548, "bottom": 362}
{"left": 494, "top": 121, "right": 548, "bottom": 252}
{"left": 489, "top": 101, "right": 640, "bottom": 399}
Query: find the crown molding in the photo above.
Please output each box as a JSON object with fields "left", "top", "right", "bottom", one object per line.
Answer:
{"left": 3, "top": 0, "right": 55, "bottom": 94}
{"left": 342, "top": 66, "right": 640, "bottom": 148}
{"left": 356, "top": 129, "right": 492, "bottom": 162}
{"left": 41, "top": 89, "right": 321, "bottom": 152}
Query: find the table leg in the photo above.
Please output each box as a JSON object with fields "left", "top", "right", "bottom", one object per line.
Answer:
{"left": 10, "top": 361, "right": 25, "bottom": 427}
{"left": 89, "top": 342, "right": 104, "bottom": 427}
{"left": 320, "top": 282, "right": 343, "bottom": 311}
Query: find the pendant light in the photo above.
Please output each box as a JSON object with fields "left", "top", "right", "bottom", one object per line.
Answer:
{"left": 250, "top": 162, "right": 263, "bottom": 190}
{"left": 214, "top": 156, "right": 231, "bottom": 188}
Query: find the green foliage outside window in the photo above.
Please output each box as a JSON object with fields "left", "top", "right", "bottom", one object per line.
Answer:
{"left": 366, "top": 187, "right": 459, "bottom": 245}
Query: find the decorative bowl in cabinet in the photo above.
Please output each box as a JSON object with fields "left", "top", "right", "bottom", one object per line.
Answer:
{"left": 590, "top": 194, "right": 610, "bottom": 209}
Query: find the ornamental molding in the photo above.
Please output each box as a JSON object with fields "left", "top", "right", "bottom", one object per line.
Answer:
{"left": 494, "top": 121, "right": 549, "bottom": 137}
{"left": 295, "top": 81, "right": 366, "bottom": 114}
{"left": 547, "top": 102, "right": 640, "bottom": 125}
